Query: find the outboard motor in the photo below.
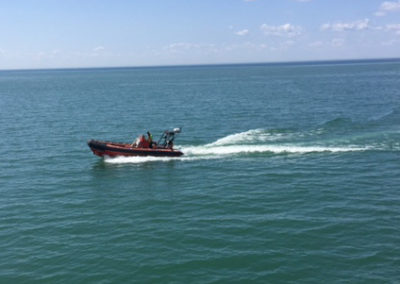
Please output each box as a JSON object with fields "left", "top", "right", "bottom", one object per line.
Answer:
{"left": 173, "top": 127, "right": 181, "bottom": 133}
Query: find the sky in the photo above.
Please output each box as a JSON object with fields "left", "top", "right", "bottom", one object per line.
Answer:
{"left": 1, "top": 0, "right": 400, "bottom": 69}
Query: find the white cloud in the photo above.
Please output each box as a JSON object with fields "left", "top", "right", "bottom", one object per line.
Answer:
{"left": 309, "top": 41, "right": 324, "bottom": 47}
{"left": 223, "top": 42, "right": 271, "bottom": 53}
{"left": 375, "top": 1, "right": 400, "bottom": 16}
{"left": 260, "top": 23, "right": 302, "bottom": 37}
{"left": 381, "top": 39, "right": 399, "bottom": 45}
{"left": 164, "top": 42, "right": 199, "bottom": 51}
{"left": 321, "top": 19, "right": 370, "bottom": 32}
{"left": 308, "top": 40, "right": 345, "bottom": 48}
{"left": 164, "top": 42, "right": 217, "bottom": 54}
{"left": 236, "top": 29, "right": 249, "bottom": 36}
{"left": 331, "top": 38, "right": 345, "bottom": 47}
{"left": 385, "top": 23, "right": 400, "bottom": 34}
{"left": 93, "top": 46, "right": 105, "bottom": 52}
{"left": 284, "top": 40, "right": 295, "bottom": 46}
{"left": 375, "top": 11, "right": 385, "bottom": 16}
{"left": 51, "top": 49, "right": 61, "bottom": 56}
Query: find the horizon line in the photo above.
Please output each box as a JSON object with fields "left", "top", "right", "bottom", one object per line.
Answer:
{"left": 1, "top": 57, "right": 400, "bottom": 72}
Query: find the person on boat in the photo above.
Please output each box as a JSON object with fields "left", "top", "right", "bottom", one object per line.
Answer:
{"left": 166, "top": 131, "right": 174, "bottom": 149}
{"left": 139, "top": 135, "right": 147, "bottom": 147}
{"left": 147, "top": 131, "right": 153, "bottom": 148}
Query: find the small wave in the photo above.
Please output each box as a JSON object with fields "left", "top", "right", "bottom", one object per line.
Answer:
{"left": 370, "top": 107, "right": 400, "bottom": 124}
{"left": 207, "top": 129, "right": 293, "bottom": 146}
{"left": 320, "top": 117, "right": 354, "bottom": 130}
{"left": 369, "top": 109, "right": 397, "bottom": 122}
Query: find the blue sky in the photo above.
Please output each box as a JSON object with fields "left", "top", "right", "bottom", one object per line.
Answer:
{"left": 1, "top": 0, "right": 400, "bottom": 69}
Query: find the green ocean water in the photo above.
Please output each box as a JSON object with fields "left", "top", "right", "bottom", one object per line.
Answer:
{"left": 1, "top": 60, "right": 400, "bottom": 283}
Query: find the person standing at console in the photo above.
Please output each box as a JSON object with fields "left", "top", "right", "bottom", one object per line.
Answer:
{"left": 147, "top": 131, "right": 153, "bottom": 148}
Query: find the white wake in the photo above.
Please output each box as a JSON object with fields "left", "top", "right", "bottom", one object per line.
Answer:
{"left": 104, "top": 129, "right": 370, "bottom": 164}
{"left": 182, "top": 144, "right": 368, "bottom": 156}
{"left": 207, "top": 129, "right": 290, "bottom": 146}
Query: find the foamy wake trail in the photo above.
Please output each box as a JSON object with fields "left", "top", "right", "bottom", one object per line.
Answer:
{"left": 104, "top": 129, "right": 372, "bottom": 164}
{"left": 105, "top": 155, "right": 185, "bottom": 164}
{"left": 208, "top": 129, "right": 288, "bottom": 146}
{"left": 182, "top": 144, "right": 368, "bottom": 156}
{"left": 105, "top": 145, "right": 369, "bottom": 164}
{"left": 104, "top": 154, "right": 206, "bottom": 164}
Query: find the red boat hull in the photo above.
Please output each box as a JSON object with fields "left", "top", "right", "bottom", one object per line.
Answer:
{"left": 88, "top": 140, "right": 183, "bottom": 158}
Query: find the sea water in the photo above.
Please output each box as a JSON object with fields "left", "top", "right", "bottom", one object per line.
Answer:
{"left": 1, "top": 60, "right": 399, "bottom": 283}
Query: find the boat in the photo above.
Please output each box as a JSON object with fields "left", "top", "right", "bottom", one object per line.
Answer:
{"left": 88, "top": 128, "right": 183, "bottom": 158}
